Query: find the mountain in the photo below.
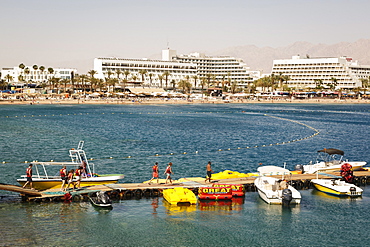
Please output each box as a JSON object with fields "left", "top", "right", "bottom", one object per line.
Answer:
{"left": 212, "top": 39, "right": 370, "bottom": 73}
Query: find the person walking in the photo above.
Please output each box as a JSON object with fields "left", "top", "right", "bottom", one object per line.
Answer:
{"left": 75, "top": 166, "right": 83, "bottom": 189}
{"left": 22, "top": 164, "right": 33, "bottom": 189}
{"left": 66, "top": 169, "right": 76, "bottom": 191}
{"left": 164, "top": 162, "right": 173, "bottom": 185}
{"left": 148, "top": 162, "right": 159, "bottom": 185}
{"left": 60, "top": 166, "right": 67, "bottom": 191}
{"left": 205, "top": 161, "right": 213, "bottom": 183}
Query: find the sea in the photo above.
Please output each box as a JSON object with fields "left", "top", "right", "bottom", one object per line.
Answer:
{"left": 0, "top": 103, "right": 369, "bottom": 247}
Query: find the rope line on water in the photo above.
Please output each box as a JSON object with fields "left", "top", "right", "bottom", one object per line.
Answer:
{"left": 1, "top": 112, "right": 320, "bottom": 165}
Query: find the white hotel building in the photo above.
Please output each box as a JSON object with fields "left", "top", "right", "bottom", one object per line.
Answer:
{"left": 94, "top": 49, "right": 256, "bottom": 88}
{"left": 271, "top": 55, "right": 370, "bottom": 89}
{"left": 1, "top": 66, "right": 76, "bottom": 86}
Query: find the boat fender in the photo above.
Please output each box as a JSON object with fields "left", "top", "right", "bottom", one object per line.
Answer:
{"left": 282, "top": 189, "right": 293, "bottom": 206}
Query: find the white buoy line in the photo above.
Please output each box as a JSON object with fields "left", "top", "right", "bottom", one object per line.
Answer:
{"left": 2, "top": 113, "right": 320, "bottom": 164}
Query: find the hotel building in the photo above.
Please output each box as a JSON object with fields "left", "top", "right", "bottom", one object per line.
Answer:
{"left": 1, "top": 66, "right": 76, "bottom": 86}
{"left": 271, "top": 55, "right": 370, "bottom": 89}
{"left": 94, "top": 49, "right": 256, "bottom": 88}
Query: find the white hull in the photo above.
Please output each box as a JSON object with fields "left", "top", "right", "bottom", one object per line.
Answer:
{"left": 303, "top": 161, "right": 366, "bottom": 174}
{"left": 311, "top": 179, "right": 363, "bottom": 197}
{"left": 254, "top": 177, "right": 301, "bottom": 204}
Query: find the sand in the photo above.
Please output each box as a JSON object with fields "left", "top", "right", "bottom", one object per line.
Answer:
{"left": 0, "top": 97, "right": 369, "bottom": 105}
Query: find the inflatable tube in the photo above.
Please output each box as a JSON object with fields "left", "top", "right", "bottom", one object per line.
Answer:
{"left": 198, "top": 186, "right": 233, "bottom": 200}
{"left": 212, "top": 183, "right": 245, "bottom": 197}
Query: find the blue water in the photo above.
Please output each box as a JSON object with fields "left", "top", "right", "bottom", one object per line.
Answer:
{"left": 0, "top": 103, "right": 369, "bottom": 246}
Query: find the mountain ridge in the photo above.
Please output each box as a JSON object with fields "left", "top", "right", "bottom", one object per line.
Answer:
{"left": 212, "top": 39, "right": 370, "bottom": 73}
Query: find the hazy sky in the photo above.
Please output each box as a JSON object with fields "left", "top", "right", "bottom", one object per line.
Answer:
{"left": 1, "top": 0, "right": 370, "bottom": 73}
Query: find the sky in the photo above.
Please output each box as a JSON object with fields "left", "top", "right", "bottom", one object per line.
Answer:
{"left": 1, "top": 0, "right": 370, "bottom": 73}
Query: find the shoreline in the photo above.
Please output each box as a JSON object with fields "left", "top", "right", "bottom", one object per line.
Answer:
{"left": 0, "top": 98, "right": 369, "bottom": 105}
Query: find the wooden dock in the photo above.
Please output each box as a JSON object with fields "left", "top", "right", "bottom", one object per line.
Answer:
{"left": 1, "top": 170, "right": 370, "bottom": 202}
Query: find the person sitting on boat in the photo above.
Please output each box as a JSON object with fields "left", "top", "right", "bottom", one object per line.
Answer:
{"left": 22, "top": 164, "right": 33, "bottom": 189}
{"left": 164, "top": 162, "right": 173, "bottom": 185}
{"left": 81, "top": 160, "right": 87, "bottom": 176}
{"left": 279, "top": 179, "right": 288, "bottom": 190}
{"left": 75, "top": 166, "right": 83, "bottom": 189}
{"left": 148, "top": 162, "right": 159, "bottom": 185}
{"left": 60, "top": 166, "right": 67, "bottom": 191}
{"left": 66, "top": 169, "right": 76, "bottom": 191}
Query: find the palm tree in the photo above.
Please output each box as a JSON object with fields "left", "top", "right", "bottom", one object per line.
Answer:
{"left": 178, "top": 79, "right": 192, "bottom": 94}
{"left": 171, "top": 80, "right": 176, "bottom": 91}
{"left": 18, "top": 63, "right": 25, "bottom": 83}
{"left": 115, "top": 69, "right": 122, "bottom": 82}
{"left": 158, "top": 75, "right": 164, "bottom": 88}
{"left": 124, "top": 70, "right": 130, "bottom": 81}
{"left": 60, "top": 79, "right": 69, "bottom": 93}
{"left": 131, "top": 75, "right": 138, "bottom": 87}
{"left": 192, "top": 75, "right": 198, "bottom": 89}
{"left": 24, "top": 67, "right": 31, "bottom": 82}
{"left": 329, "top": 77, "right": 338, "bottom": 90}
{"left": 88, "top": 70, "right": 97, "bottom": 92}
{"left": 148, "top": 73, "right": 154, "bottom": 88}
{"left": 200, "top": 77, "right": 207, "bottom": 98}
{"left": 139, "top": 69, "right": 147, "bottom": 87}
{"left": 230, "top": 81, "right": 239, "bottom": 94}
{"left": 39, "top": 66, "right": 45, "bottom": 82}
{"left": 32, "top": 65, "right": 38, "bottom": 81}
{"left": 162, "top": 71, "right": 171, "bottom": 89}
{"left": 5, "top": 74, "right": 13, "bottom": 84}
{"left": 78, "top": 74, "right": 89, "bottom": 94}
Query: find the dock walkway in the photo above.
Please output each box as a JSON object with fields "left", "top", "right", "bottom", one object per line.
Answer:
{"left": 1, "top": 171, "right": 370, "bottom": 202}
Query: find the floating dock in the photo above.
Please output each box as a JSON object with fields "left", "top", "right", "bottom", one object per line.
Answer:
{"left": 1, "top": 171, "right": 370, "bottom": 202}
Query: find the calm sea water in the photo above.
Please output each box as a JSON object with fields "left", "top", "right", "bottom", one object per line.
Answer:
{"left": 0, "top": 103, "right": 369, "bottom": 246}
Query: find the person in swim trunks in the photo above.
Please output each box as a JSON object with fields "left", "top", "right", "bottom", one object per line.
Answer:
{"left": 205, "top": 161, "right": 213, "bottom": 183}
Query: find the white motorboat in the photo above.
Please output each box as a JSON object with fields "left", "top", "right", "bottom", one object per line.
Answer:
{"left": 17, "top": 141, "right": 124, "bottom": 190}
{"left": 254, "top": 176, "right": 301, "bottom": 205}
{"left": 300, "top": 148, "right": 366, "bottom": 174}
{"left": 311, "top": 179, "right": 363, "bottom": 197}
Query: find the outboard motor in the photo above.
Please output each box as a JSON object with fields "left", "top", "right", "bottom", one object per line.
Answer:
{"left": 294, "top": 164, "right": 304, "bottom": 173}
{"left": 282, "top": 189, "right": 293, "bottom": 206}
{"left": 350, "top": 187, "right": 357, "bottom": 196}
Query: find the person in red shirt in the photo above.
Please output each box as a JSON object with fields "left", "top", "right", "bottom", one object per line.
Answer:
{"left": 75, "top": 166, "right": 83, "bottom": 189}
{"left": 164, "top": 162, "right": 174, "bottom": 185}
{"left": 60, "top": 166, "right": 67, "bottom": 191}
{"left": 148, "top": 162, "right": 159, "bottom": 185}
{"left": 22, "top": 164, "right": 33, "bottom": 189}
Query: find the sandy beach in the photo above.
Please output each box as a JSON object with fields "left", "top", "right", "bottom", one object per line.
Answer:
{"left": 0, "top": 97, "right": 369, "bottom": 105}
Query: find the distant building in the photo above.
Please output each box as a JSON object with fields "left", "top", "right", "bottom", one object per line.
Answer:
{"left": 271, "top": 55, "right": 370, "bottom": 89}
{"left": 94, "top": 49, "right": 257, "bottom": 89}
{"left": 0, "top": 66, "right": 77, "bottom": 86}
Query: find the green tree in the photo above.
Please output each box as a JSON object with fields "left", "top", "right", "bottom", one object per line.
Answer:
{"left": 163, "top": 71, "right": 171, "bottom": 89}
{"left": 19, "top": 63, "right": 25, "bottom": 83}
{"left": 148, "top": 73, "right": 154, "bottom": 88}
{"left": 178, "top": 79, "right": 192, "bottom": 94}
{"left": 139, "top": 69, "right": 147, "bottom": 87}
{"left": 158, "top": 74, "right": 164, "bottom": 88}
{"left": 192, "top": 75, "right": 198, "bottom": 88}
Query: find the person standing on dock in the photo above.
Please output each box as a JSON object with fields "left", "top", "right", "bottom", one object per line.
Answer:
{"left": 164, "top": 162, "right": 173, "bottom": 185}
{"left": 66, "top": 169, "right": 76, "bottom": 191}
{"left": 148, "top": 162, "right": 159, "bottom": 185}
{"left": 75, "top": 166, "right": 83, "bottom": 189}
{"left": 60, "top": 166, "right": 67, "bottom": 191}
{"left": 205, "top": 161, "right": 213, "bottom": 183}
{"left": 22, "top": 164, "right": 33, "bottom": 189}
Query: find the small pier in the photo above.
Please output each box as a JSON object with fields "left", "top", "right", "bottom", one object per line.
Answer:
{"left": 1, "top": 171, "right": 370, "bottom": 203}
